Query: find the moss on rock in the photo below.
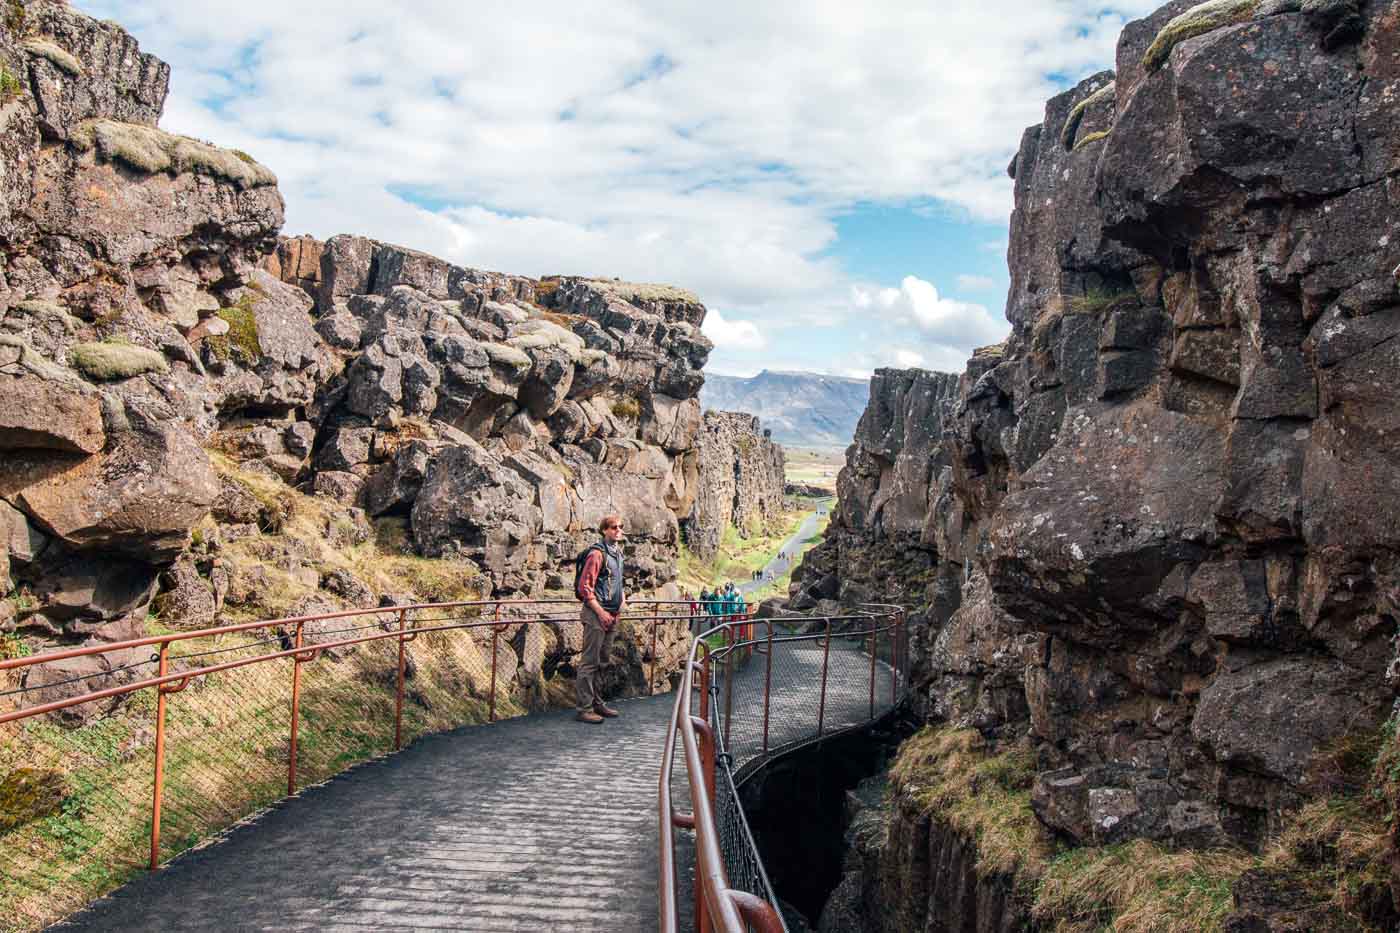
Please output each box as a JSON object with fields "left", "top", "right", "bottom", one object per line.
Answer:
{"left": 71, "top": 119, "right": 278, "bottom": 190}
{"left": 1060, "top": 80, "right": 1115, "bottom": 150}
{"left": 21, "top": 38, "right": 82, "bottom": 76}
{"left": 69, "top": 340, "right": 168, "bottom": 380}
{"left": 0, "top": 768, "right": 68, "bottom": 835}
{"left": 1143, "top": 0, "right": 1260, "bottom": 72}
{"left": 1073, "top": 128, "right": 1112, "bottom": 150}
{"left": 207, "top": 298, "right": 262, "bottom": 366}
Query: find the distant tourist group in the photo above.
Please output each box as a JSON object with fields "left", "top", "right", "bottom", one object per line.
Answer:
{"left": 696, "top": 582, "right": 747, "bottom": 620}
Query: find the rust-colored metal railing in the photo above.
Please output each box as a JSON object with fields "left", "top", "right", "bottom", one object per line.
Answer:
{"left": 658, "top": 604, "right": 908, "bottom": 933}
{"left": 0, "top": 597, "right": 692, "bottom": 885}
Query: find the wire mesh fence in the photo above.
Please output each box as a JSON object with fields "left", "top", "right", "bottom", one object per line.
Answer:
{"left": 0, "top": 600, "right": 691, "bottom": 933}
{"left": 662, "top": 607, "right": 907, "bottom": 933}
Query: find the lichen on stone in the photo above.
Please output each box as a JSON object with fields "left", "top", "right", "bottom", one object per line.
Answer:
{"left": 578, "top": 348, "right": 609, "bottom": 367}
{"left": 583, "top": 278, "right": 701, "bottom": 306}
{"left": 14, "top": 299, "right": 78, "bottom": 333}
{"left": 69, "top": 340, "right": 169, "bottom": 380}
{"left": 1060, "top": 81, "right": 1115, "bottom": 150}
{"left": 21, "top": 38, "right": 82, "bottom": 76}
{"left": 1143, "top": 0, "right": 1260, "bottom": 72}
{"left": 508, "top": 319, "right": 585, "bottom": 361}
{"left": 483, "top": 342, "right": 532, "bottom": 371}
{"left": 70, "top": 119, "right": 278, "bottom": 190}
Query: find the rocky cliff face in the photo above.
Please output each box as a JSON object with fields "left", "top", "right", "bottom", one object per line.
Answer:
{"left": 681, "top": 411, "right": 785, "bottom": 561}
{"left": 0, "top": 3, "right": 745, "bottom": 712}
{"left": 795, "top": 0, "right": 1400, "bottom": 923}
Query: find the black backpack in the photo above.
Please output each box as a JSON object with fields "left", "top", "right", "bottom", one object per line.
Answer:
{"left": 572, "top": 543, "right": 612, "bottom": 601}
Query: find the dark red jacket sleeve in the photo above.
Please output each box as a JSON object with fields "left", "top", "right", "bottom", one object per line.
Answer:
{"left": 578, "top": 548, "right": 605, "bottom": 605}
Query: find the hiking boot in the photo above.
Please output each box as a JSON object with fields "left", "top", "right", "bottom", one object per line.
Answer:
{"left": 576, "top": 710, "right": 604, "bottom": 724}
{"left": 593, "top": 703, "right": 620, "bottom": 718}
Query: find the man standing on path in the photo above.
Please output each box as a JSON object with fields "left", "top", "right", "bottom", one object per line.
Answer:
{"left": 576, "top": 514, "right": 626, "bottom": 724}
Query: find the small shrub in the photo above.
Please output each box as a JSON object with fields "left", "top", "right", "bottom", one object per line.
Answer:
{"left": 0, "top": 68, "right": 21, "bottom": 101}
{"left": 0, "top": 631, "right": 30, "bottom": 659}
{"left": 611, "top": 397, "right": 641, "bottom": 419}
{"left": 69, "top": 340, "right": 168, "bottom": 381}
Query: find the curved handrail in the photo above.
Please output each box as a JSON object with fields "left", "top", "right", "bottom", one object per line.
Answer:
{"left": 658, "top": 604, "right": 908, "bottom": 932}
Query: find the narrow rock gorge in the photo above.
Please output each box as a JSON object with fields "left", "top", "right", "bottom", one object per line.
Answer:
{"left": 0, "top": 1, "right": 784, "bottom": 713}
{"left": 793, "top": 0, "right": 1400, "bottom": 928}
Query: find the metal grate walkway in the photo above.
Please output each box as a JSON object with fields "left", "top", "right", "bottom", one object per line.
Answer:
{"left": 54, "top": 696, "right": 675, "bottom": 933}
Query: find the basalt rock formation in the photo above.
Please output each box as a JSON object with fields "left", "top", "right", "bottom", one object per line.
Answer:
{"left": 794, "top": 0, "right": 1400, "bottom": 926}
{"left": 0, "top": 2, "right": 767, "bottom": 718}
{"left": 682, "top": 411, "right": 786, "bottom": 562}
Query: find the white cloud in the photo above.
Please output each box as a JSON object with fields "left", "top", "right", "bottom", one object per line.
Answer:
{"left": 957, "top": 274, "right": 998, "bottom": 292}
{"left": 852, "top": 276, "right": 1009, "bottom": 347}
{"left": 73, "top": 0, "right": 1154, "bottom": 377}
{"left": 702, "top": 308, "right": 768, "bottom": 351}
{"left": 893, "top": 348, "right": 927, "bottom": 368}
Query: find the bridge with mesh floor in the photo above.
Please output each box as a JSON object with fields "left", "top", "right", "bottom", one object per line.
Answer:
{"left": 2, "top": 603, "right": 900, "bottom": 933}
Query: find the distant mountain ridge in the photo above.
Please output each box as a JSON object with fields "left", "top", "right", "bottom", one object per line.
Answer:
{"left": 700, "top": 369, "right": 869, "bottom": 448}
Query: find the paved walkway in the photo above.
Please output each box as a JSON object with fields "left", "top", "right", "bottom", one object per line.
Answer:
{"left": 739, "top": 499, "right": 831, "bottom": 596}
{"left": 51, "top": 616, "right": 891, "bottom": 933}
{"left": 56, "top": 696, "right": 675, "bottom": 933}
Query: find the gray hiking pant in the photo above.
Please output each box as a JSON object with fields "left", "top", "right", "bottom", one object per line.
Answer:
{"left": 576, "top": 604, "right": 616, "bottom": 711}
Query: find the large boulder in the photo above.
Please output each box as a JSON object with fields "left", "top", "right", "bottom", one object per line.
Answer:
{"left": 411, "top": 440, "right": 542, "bottom": 591}
{"left": 0, "top": 336, "right": 104, "bottom": 453}
{"left": 2, "top": 398, "right": 217, "bottom": 559}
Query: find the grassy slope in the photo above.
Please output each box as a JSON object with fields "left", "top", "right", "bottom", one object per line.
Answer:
{"left": 890, "top": 723, "right": 1397, "bottom": 932}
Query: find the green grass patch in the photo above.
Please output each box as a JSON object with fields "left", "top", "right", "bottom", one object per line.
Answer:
{"left": 207, "top": 292, "right": 262, "bottom": 366}
{"left": 611, "top": 397, "right": 641, "bottom": 419}
{"left": 0, "top": 68, "right": 21, "bottom": 101}
{"left": 890, "top": 720, "right": 1399, "bottom": 933}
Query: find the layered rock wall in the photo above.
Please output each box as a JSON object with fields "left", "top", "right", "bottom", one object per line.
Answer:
{"left": 795, "top": 0, "right": 1400, "bottom": 918}
{"left": 0, "top": 4, "right": 721, "bottom": 711}
{"left": 682, "top": 410, "right": 785, "bottom": 561}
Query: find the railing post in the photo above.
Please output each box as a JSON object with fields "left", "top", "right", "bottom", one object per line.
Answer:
{"left": 691, "top": 715, "right": 718, "bottom": 933}
{"left": 891, "top": 611, "right": 900, "bottom": 707}
{"left": 149, "top": 642, "right": 170, "bottom": 870}
{"left": 489, "top": 624, "right": 499, "bottom": 723}
{"left": 288, "top": 620, "right": 304, "bottom": 796}
{"left": 723, "top": 624, "right": 734, "bottom": 749}
{"left": 394, "top": 609, "right": 407, "bottom": 751}
{"left": 649, "top": 618, "right": 659, "bottom": 697}
{"left": 762, "top": 621, "right": 773, "bottom": 756}
{"left": 869, "top": 620, "right": 877, "bottom": 719}
{"left": 699, "top": 646, "right": 711, "bottom": 722}
{"left": 817, "top": 618, "right": 832, "bottom": 736}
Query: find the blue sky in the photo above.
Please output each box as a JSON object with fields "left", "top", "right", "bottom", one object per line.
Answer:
{"left": 76, "top": 0, "right": 1158, "bottom": 378}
